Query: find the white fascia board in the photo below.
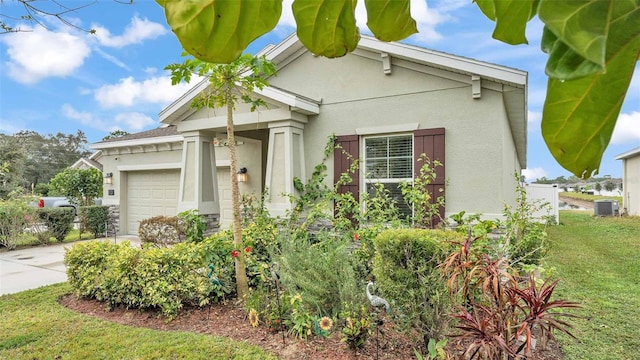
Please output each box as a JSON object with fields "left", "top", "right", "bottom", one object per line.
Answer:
{"left": 254, "top": 87, "right": 320, "bottom": 115}
{"left": 92, "top": 135, "right": 184, "bottom": 150}
{"left": 615, "top": 146, "right": 640, "bottom": 160}
{"left": 358, "top": 36, "right": 527, "bottom": 87}
{"left": 159, "top": 79, "right": 209, "bottom": 123}
{"left": 259, "top": 33, "right": 300, "bottom": 61}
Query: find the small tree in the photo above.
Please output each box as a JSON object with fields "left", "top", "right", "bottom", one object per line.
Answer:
{"left": 49, "top": 167, "right": 102, "bottom": 207}
{"left": 166, "top": 54, "right": 276, "bottom": 300}
{"left": 595, "top": 182, "right": 602, "bottom": 194}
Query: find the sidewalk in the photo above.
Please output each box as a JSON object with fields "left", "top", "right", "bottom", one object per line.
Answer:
{"left": 0, "top": 236, "right": 140, "bottom": 296}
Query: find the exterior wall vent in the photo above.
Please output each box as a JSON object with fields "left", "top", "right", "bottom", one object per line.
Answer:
{"left": 594, "top": 200, "right": 619, "bottom": 216}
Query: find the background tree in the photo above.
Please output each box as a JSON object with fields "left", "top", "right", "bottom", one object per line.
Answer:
{"left": 604, "top": 181, "right": 616, "bottom": 193}
{"left": 157, "top": 0, "right": 639, "bottom": 179}
{"left": 102, "top": 130, "right": 130, "bottom": 141}
{"left": 595, "top": 182, "right": 602, "bottom": 195}
{"left": 13, "top": 130, "right": 91, "bottom": 188}
{"left": 0, "top": 135, "right": 26, "bottom": 198}
{"left": 165, "top": 54, "right": 276, "bottom": 300}
{"left": 49, "top": 167, "right": 103, "bottom": 207}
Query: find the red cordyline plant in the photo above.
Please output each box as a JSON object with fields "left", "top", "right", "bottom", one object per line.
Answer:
{"left": 441, "top": 233, "right": 580, "bottom": 359}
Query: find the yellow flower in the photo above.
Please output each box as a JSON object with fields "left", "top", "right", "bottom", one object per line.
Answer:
{"left": 319, "top": 316, "right": 333, "bottom": 331}
{"left": 290, "top": 293, "right": 302, "bottom": 305}
{"left": 248, "top": 308, "right": 259, "bottom": 328}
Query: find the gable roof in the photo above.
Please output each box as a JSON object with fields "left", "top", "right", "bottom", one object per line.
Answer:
{"left": 71, "top": 157, "right": 103, "bottom": 171}
{"left": 92, "top": 125, "right": 182, "bottom": 150}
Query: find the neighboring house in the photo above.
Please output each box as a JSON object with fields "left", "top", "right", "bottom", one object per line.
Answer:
{"left": 70, "top": 150, "right": 103, "bottom": 171}
{"left": 615, "top": 146, "right": 640, "bottom": 215}
{"left": 92, "top": 34, "right": 528, "bottom": 235}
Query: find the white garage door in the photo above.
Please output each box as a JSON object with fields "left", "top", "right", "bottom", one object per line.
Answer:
{"left": 127, "top": 170, "right": 180, "bottom": 235}
{"left": 217, "top": 168, "right": 233, "bottom": 229}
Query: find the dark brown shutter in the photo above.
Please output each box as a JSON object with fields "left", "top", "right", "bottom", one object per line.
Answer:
{"left": 334, "top": 135, "right": 360, "bottom": 202}
{"left": 413, "top": 128, "right": 445, "bottom": 226}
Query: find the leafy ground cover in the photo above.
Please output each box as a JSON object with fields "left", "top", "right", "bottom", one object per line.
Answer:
{"left": 0, "top": 284, "right": 276, "bottom": 360}
{"left": 546, "top": 211, "right": 640, "bottom": 360}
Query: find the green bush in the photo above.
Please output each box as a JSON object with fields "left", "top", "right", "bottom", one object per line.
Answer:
{"left": 138, "top": 215, "right": 185, "bottom": 247}
{"left": 65, "top": 240, "right": 216, "bottom": 318}
{"left": 277, "top": 231, "right": 363, "bottom": 319}
{"left": 79, "top": 205, "right": 109, "bottom": 237}
{"left": 0, "top": 199, "right": 37, "bottom": 249}
{"left": 37, "top": 207, "right": 74, "bottom": 242}
{"left": 177, "top": 209, "right": 207, "bottom": 242}
{"left": 372, "top": 229, "right": 464, "bottom": 346}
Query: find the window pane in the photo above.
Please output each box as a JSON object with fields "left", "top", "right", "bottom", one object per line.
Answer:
{"left": 366, "top": 159, "right": 388, "bottom": 179}
{"left": 365, "top": 138, "right": 387, "bottom": 158}
{"left": 389, "top": 157, "right": 412, "bottom": 178}
{"left": 366, "top": 182, "right": 412, "bottom": 218}
{"left": 389, "top": 136, "right": 412, "bottom": 157}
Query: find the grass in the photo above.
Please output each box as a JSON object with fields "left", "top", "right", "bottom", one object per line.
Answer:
{"left": 0, "top": 284, "right": 277, "bottom": 360}
{"left": 559, "top": 191, "right": 622, "bottom": 204}
{"left": 545, "top": 211, "right": 640, "bottom": 360}
{"left": 10, "top": 228, "right": 96, "bottom": 249}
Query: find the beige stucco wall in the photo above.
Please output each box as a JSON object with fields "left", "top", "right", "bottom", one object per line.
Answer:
{"left": 622, "top": 155, "right": 640, "bottom": 215}
{"left": 269, "top": 51, "right": 519, "bottom": 218}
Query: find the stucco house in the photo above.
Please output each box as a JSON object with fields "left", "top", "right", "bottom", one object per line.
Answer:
{"left": 92, "top": 34, "right": 527, "bottom": 235}
{"left": 615, "top": 146, "right": 640, "bottom": 215}
{"left": 70, "top": 150, "right": 103, "bottom": 171}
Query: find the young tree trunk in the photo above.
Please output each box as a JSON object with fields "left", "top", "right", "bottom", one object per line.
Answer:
{"left": 226, "top": 89, "right": 249, "bottom": 300}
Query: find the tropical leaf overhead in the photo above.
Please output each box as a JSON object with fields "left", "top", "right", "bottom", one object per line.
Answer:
{"left": 157, "top": 0, "right": 640, "bottom": 178}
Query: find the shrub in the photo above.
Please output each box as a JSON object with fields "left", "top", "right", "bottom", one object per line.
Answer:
{"left": 79, "top": 205, "right": 109, "bottom": 237}
{"left": 138, "top": 215, "right": 185, "bottom": 247}
{"left": 65, "top": 240, "right": 216, "bottom": 318}
{"left": 372, "top": 228, "right": 464, "bottom": 346}
{"left": 277, "top": 230, "right": 363, "bottom": 319}
{"left": 177, "top": 209, "right": 206, "bottom": 243}
{"left": 442, "top": 233, "right": 580, "bottom": 358}
{"left": 37, "top": 207, "right": 74, "bottom": 242}
{"left": 0, "top": 198, "right": 38, "bottom": 249}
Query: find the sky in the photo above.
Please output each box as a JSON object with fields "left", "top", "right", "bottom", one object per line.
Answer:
{"left": 0, "top": 0, "right": 638, "bottom": 181}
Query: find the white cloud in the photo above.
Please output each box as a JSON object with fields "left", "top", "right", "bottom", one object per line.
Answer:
{"left": 113, "top": 112, "right": 156, "bottom": 131}
{"left": 61, "top": 104, "right": 156, "bottom": 133}
{"left": 527, "top": 111, "right": 541, "bottom": 132}
{"left": 522, "top": 167, "right": 548, "bottom": 182}
{"left": 93, "top": 16, "right": 167, "bottom": 48}
{"left": 611, "top": 111, "right": 640, "bottom": 145}
{"left": 2, "top": 26, "right": 90, "bottom": 84}
{"left": 93, "top": 76, "right": 195, "bottom": 108}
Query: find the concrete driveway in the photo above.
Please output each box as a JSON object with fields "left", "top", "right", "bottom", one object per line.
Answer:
{"left": 0, "top": 236, "right": 139, "bottom": 296}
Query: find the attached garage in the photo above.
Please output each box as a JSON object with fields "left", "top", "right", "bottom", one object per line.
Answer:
{"left": 217, "top": 168, "right": 233, "bottom": 229}
{"left": 126, "top": 170, "right": 180, "bottom": 235}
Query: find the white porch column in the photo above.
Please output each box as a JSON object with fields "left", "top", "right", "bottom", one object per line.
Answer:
{"left": 265, "top": 121, "right": 306, "bottom": 217}
{"left": 178, "top": 131, "right": 220, "bottom": 215}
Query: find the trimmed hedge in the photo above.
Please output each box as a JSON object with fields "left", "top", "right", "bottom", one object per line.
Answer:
{"left": 65, "top": 240, "right": 215, "bottom": 318}
{"left": 79, "top": 205, "right": 109, "bottom": 237}
{"left": 372, "top": 229, "right": 464, "bottom": 344}
{"left": 138, "top": 216, "right": 185, "bottom": 247}
{"left": 37, "top": 207, "right": 75, "bottom": 242}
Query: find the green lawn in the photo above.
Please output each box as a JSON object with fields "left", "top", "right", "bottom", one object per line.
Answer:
{"left": 546, "top": 211, "right": 640, "bottom": 360}
{"left": 559, "top": 191, "right": 622, "bottom": 205}
{"left": 0, "top": 284, "right": 276, "bottom": 360}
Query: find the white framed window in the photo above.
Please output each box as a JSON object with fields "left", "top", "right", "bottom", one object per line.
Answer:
{"left": 363, "top": 134, "right": 413, "bottom": 216}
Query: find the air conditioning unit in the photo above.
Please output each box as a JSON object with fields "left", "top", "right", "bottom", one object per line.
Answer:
{"left": 594, "top": 200, "right": 619, "bottom": 216}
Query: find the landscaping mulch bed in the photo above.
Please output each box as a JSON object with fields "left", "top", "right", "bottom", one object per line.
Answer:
{"left": 59, "top": 294, "right": 565, "bottom": 359}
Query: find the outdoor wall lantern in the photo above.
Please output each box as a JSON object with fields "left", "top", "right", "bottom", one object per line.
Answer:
{"left": 104, "top": 172, "right": 113, "bottom": 185}
{"left": 237, "top": 167, "right": 248, "bottom": 183}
